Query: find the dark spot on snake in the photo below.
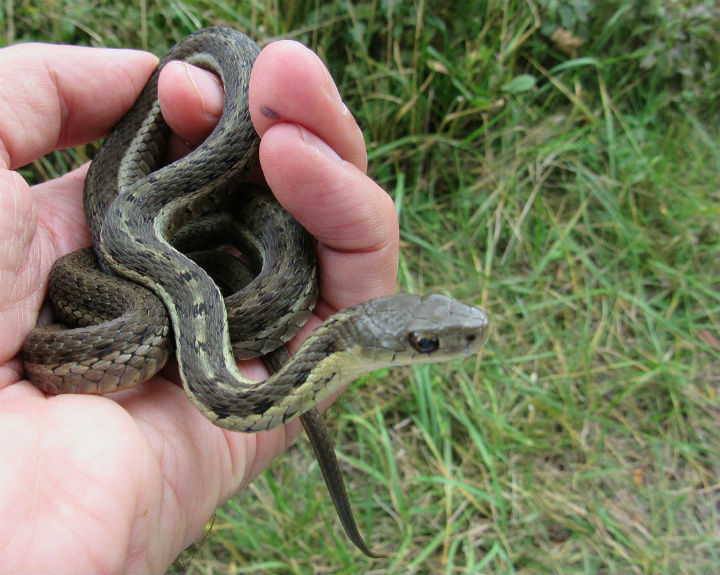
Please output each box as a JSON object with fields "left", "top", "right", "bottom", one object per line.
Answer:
{"left": 179, "top": 270, "right": 194, "bottom": 283}
{"left": 320, "top": 340, "right": 337, "bottom": 355}
{"left": 251, "top": 397, "right": 274, "bottom": 415}
{"left": 293, "top": 368, "right": 311, "bottom": 387}
{"left": 187, "top": 378, "right": 200, "bottom": 395}
{"left": 209, "top": 401, "right": 232, "bottom": 420}
{"left": 191, "top": 300, "right": 211, "bottom": 315}
{"left": 260, "top": 106, "right": 281, "bottom": 120}
{"left": 196, "top": 340, "right": 213, "bottom": 354}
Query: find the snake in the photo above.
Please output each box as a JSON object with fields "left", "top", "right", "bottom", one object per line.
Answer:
{"left": 21, "top": 26, "right": 491, "bottom": 556}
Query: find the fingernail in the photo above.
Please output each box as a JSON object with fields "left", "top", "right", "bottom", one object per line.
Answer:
{"left": 298, "top": 126, "right": 343, "bottom": 162}
{"left": 183, "top": 62, "right": 223, "bottom": 119}
{"left": 312, "top": 52, "right": 346, "bottom": 114}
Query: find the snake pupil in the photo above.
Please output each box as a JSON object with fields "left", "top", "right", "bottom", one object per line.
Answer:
{"left": 409, "top": 332, "right": 440, "bottom": 353}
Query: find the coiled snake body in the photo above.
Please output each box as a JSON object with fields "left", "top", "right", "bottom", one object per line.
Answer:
{"left": 22, "top": 27, "right": 490, "bottom": 555}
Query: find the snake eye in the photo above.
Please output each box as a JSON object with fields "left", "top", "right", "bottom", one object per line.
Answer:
{"left": 409, "top": 331, "right": 439, "bottom": 353}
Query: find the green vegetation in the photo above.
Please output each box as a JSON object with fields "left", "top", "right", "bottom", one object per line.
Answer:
{"left": 3, "top": 0, "right": 719, "bottom": 572}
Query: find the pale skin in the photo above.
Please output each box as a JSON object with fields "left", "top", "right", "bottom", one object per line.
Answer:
{"left": 0, "top": 39, "right": 398, "bottom": 573}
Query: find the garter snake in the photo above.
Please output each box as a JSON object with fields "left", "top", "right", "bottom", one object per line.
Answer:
{"left": 22, "top": 26, "right": 491, "bottom": 556}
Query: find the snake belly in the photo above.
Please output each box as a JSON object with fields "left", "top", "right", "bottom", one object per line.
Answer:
{"left": 22, "top": 26, "right": 492, "bottom": 434}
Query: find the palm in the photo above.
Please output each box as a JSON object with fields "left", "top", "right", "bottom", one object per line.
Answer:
{"left": 1, "top": 143, "right": 278, "bottom": 574}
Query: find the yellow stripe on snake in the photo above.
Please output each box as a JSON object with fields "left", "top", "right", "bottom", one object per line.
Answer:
{"left": 22, "top": 27, "right": 490, "bottom": 556}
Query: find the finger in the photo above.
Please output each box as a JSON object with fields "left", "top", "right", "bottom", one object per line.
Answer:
{"left": 0, "top": 43, "right": 158, "bottom": 170}
{"left": 0, "top": 44, "right": 156, "bottom": 359}
{"left": 258, "top": 124, "right": 398, "bottom": 314}
{"left": 249, "top": 40, "right": 368, "bottom": 172}
{"left": 157, "top": 60, "right": 224, "bottom": 160}
{"left": 248, "top": 41, "right": 397, "bottom": 313}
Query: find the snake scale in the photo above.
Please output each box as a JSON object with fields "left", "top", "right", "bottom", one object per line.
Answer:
{"left": 22, "top": 27, "right": 491, "bottom": 556}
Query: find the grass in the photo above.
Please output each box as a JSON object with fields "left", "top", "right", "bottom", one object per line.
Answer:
{"left": 3, "top": 0, "right": 720, "bottom": 573}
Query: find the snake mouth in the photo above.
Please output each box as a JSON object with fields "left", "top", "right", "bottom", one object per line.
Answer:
{"left": 464, "top": 334, "right": 478, "bottom": 354}
{"left": 474, "top": 313, "right": 492, "bottom": 346}
{"left": 460, "top": 308, "right": 492, "bottom": 355}
{"left": 464, "top": 332, "right": 487, "bottom": 354}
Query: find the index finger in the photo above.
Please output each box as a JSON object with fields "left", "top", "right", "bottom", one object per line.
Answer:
{"left": 248, "top": 41, "right": 399, "bottom": 313}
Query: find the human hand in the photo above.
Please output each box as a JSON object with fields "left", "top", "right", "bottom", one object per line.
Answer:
{"left": 0, "top": 38, "right": 398, "bottom": 573}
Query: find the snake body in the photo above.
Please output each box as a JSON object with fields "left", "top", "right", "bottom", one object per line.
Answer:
{"left": 22, "top": 27, "right": 491, "bottom": 554}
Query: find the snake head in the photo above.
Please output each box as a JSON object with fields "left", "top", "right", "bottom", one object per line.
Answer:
{"left": 354, "top": 293, "right": 491, "bottom": 366}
